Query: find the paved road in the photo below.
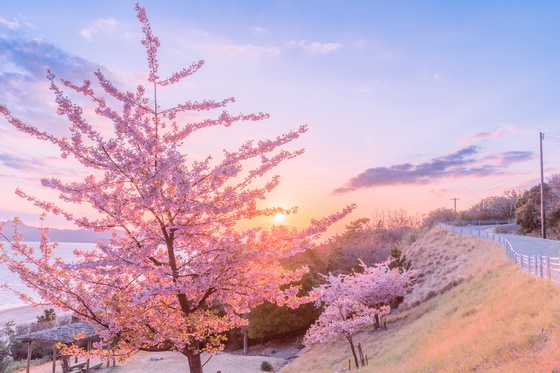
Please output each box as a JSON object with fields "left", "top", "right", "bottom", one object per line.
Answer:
{"left": 499, "top": 234, "right": 560, "bottom": 257}
{"left": 449, "top": 225, "right": 560, "bottom": 258}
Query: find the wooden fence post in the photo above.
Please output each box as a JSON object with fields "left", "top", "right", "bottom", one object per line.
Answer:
{"left": 26, "top": 341, "right": 32, "bottom": 373}
{"left": 52, "top": 345, "right": 56, "bottom": 373}
{"left": 358, "top": 343, "right": 365, "bottom": 367}
{"left": 85, "top": 338, "right": 91, "bottom": 373}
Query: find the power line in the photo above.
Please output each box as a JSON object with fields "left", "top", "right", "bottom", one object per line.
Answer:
{"left": 458, "top": 132, "right": 560, "bottom": 201}
{"left": 441, "top": 131, "right": 560, "bottom": 212}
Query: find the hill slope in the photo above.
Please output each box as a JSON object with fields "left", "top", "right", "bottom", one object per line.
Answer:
{"left": 280, "top": 227, "right": 560, "bottom": 372}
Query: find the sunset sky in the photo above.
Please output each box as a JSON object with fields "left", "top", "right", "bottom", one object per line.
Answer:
{"left": 1, "top": 1, "right": 560, "bottom": 233}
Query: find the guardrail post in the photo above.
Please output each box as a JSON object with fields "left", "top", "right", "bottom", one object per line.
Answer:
{"left": 547, "top": 257, "right": 551, "bottom": 279}
{"left": 533, "top": 255, "right": 537, "bottom": 275}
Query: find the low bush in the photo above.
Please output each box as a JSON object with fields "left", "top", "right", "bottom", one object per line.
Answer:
{"left": 260, "top": 360, "right": 274, "bottom": 371}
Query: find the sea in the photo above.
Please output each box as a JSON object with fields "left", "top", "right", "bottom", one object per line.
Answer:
{"left": 0, "top": 242, "right": 95, "bottom": 311}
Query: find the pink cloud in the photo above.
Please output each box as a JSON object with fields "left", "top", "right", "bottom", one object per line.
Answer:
{"left": 458, "top": 126, "right": 517, "bottom": 145}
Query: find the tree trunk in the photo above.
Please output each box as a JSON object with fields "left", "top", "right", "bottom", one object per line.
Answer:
{"left": 373, "top": 313, "right": 380, "bottom": 330}
{"left": 347, "top": 337, "right": 359, "bottom": 369}
{"left": 182, "top": 343, "right": 203, "bottom": 373}
{"left": 60, "top": 356, "right": 69, "bottom": 373}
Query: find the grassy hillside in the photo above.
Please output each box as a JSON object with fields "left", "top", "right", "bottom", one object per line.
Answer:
{"left": 280, "top": 227, "right": 560, "bottom": 372}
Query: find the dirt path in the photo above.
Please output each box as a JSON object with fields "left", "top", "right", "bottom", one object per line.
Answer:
{"left": 22, "top": 338, "right": 303, "bottom": 373}
{"left": 23, "top": 350, "right": 287, "bottom": 373}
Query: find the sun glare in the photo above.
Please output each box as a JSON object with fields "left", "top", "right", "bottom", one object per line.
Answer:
{"left": 273, "top": 213, "right": 286, "bottom": 223}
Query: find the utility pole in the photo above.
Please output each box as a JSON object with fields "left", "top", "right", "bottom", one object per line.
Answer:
{"left": 540, "top": 132, "right": 546, "bottom": 239}
{"left": 451, "top": 198, "right": 459, "bottom": 212}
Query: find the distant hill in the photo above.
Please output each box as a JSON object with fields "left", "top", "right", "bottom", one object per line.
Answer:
{"left": 0, "top": 220, "right": 113, "bottom": 243}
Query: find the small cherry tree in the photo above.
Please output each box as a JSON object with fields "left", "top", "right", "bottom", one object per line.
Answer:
{"left": 353, "top": 259, "right": 415, "bottom": 329}
{"left": 305, "top": 260, "right": 414, "bottom": 368}
{"left": 0, "top": 5, "right": 353, "bottom": 373}
{"left": 304, "top": 297, "right": 377, "bottom": 369}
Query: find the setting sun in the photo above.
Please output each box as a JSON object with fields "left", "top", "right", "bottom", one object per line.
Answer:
{"left": 273, "top": 212, "right": 286, "bottom": 223}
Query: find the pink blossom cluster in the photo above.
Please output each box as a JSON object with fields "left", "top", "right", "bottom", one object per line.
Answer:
{"left": 304, "top": 297, "right": 372, "bottom": 346}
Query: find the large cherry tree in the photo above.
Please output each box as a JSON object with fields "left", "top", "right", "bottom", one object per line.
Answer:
{"left": 0, "top": 5, "right": 353, "bottom": 373}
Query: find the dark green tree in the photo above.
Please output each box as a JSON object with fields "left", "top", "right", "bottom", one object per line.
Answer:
{"left": 462, "top": 191, "right": 518, "bottom": 221}
{"left": 36, "top": 308, "right": 56, "bottom": 323}
{"left": 388, "top": 246, "right": 411, "bottom": 273}
{"left": 515, "top": 184, "right": 549, "bottom": 235}
{"left": 248, "top": 270, "right": 322, "bottom": 341}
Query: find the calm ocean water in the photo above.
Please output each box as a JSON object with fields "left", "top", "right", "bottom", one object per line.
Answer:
{"left": 0, "top": 242, "right": 95, "bottom": 311}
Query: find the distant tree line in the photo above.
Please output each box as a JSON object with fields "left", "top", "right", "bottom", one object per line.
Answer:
{"left": 422, "top": 173, "right": 560, "bottom": 239}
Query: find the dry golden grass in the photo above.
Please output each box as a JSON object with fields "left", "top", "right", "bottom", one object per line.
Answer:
{"left": 280, "top": 227, "right": 560, "bottom": 373}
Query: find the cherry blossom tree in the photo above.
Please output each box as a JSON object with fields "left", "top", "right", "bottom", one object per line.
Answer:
{"left": 304, "top": 260, "right": 414, "bottom": 368}
{"left": 353, "top": 259, "right": 415, "bottom": 329}
{"left": 304, "top": 297, "right": 378, "bottom": 369}
{"left": 0, "top": 5, "right": 353, "bottom": 373}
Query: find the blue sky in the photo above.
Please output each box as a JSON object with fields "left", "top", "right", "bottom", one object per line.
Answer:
{"left": 1, "top": 0, "right": 560, "bottom": 229}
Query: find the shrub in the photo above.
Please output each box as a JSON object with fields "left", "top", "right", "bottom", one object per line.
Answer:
{"left": 261, "top": 360, "right": 274, "bottom": 371}
{"left": 4, "top": 356, "right": 50, "bottom": 373}
{"left": 494, "top": 226, "right": 507, "bottom": 234}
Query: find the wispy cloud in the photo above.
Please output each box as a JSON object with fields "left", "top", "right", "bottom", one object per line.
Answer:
{"left": 0, "top": 37, "right": 97, "bottom": 80}
{"left": 490, "top": 150, "right": 534, "bottom": 166}
{"left": 79, "top": 18, "right": 118, "bottom": 41}
{"left": 333, "top": 146, "right": 534, "bottom": 194}
{"left": 287, "top": 39, "right": 342, "bottom": 54}
{"left": 220, "top": 43, "right": 280, "bottom": 57}
{"left": 0, "top": 152, "right": 49, "bottom": 171}
{"left": 0, "top": 150, "right": 84, "bottom": 181}
{"left": 429, "top": 188, "right": 449, "bottom": 198}
{"left": 458, "top": 126, "right": 517, "bottom": 145}
{"left": 0, "top": 16, "right": 20, "bottom": 30}
{"left": 176, "top": 28, "right": 281, "bottom": 59}
{"left": 249, "top": 26, "right": 266, "bottom": 37}
{"left": 0, "top": 35, "right": 101, "bottom": 136}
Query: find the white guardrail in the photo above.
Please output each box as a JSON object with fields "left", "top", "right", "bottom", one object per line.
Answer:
{"left": 443, "top": 225, "right": 560, "bottom": 284}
